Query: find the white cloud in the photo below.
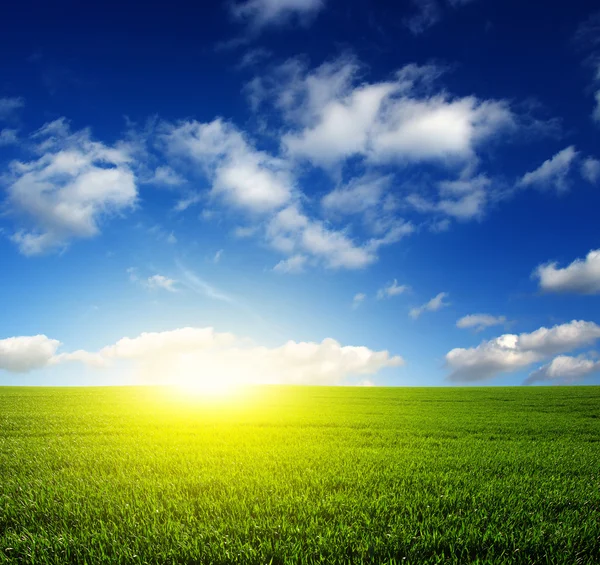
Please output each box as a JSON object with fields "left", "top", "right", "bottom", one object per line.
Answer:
{"left": 377, "top": 279, "right": 409, "bottom": 299}
{"left": 267, "top": 58, "right": 515, "bottom": 169}
{"left": 35, "top": 327, "right": 404, "bottom": 386}
{"left": 352, "top": 292, "right": 366, "bottom": 309}
{"left": 581, "top": 157, "right": 600, "bottom": 183}
{"left": 5, "top": 119, "right": 137, "bottom": 255}
{"left": 162, "top": 118, "right": 293, "bottom": 213}
{"left": 446, "top": 320, "right": 600, "bottom": 382}
{"left": 147, "top": 165, "right": 185, "bottom": 186}
{"left": 407, "top": 174, "right": 490, "bottom": 221}
{"left": 410, "top": 292, "right": 449, "bottom": 319}
{"left": 525, "top": 354, "right": 600, "bottom": 385}
{"left": 0, "top": 128, "right": 18, "bottom": 146}
{"left": 231, "top": 0, "right": 325, "bottom": 30}
{"left": 213, "top": 249, "right": 223, "bottom": 263}
{"left": 0, "top": 335, "right": 60, "bottom": 373}
{"left": 456, "top": 314, "right": 507, "bottom": 332}
{"left": 322, "top": 174, "right": 391, "bottom": 215}
{"left": 146, "top": 274, "right": 178, "bottom": 292}
{"left": 266, "top": 204, "right": 409, "bottom": 270}
{"left": 0, "top": 97, "right": 24, "bottom": 120}
{"left": 535, "top": 249, "right": 600, "bottom": 294}
{"left": 273, "top": 254, "right": 307, "bottom": 273}
{"left": 173, "top": 192, "right": 203, "bottom": 213}
{"left": 517, "top": 146, "right": 578, "bottom": 192}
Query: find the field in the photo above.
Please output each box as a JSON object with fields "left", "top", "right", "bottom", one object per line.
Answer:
{"left": 0, "top": 386, "right": 599, "bottom": 564}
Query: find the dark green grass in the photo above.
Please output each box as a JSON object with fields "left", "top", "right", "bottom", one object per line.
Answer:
{"left": 1, "top": 386, "right": 599, "bottom": 564}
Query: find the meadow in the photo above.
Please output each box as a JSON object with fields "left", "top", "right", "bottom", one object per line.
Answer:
{"left": 0, "top": 386, "right": 599, "bottom": 564}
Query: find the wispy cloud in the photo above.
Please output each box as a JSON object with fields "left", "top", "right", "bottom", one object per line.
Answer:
{"left": 410, "top": 292, "right": 450, "bottom": 319}
{"left": 456, "top": 314, "right": 507, "bottom": 332}
{"left": 176, "top": 261, "right": 235, "bottom": 303}
{"left": 352, "top": 293, "right": 366, "bottom": 309}
{"left": 377, "top": 280, "right": 409, "bottom": 299}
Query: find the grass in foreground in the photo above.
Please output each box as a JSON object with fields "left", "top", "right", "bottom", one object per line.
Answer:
{"left": 0, "top": 386, "right": 599, "bottom": 564}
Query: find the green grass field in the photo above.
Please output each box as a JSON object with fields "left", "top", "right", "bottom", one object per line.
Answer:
{"left": 1, "top": 386, "right": 599, "bottom": 564}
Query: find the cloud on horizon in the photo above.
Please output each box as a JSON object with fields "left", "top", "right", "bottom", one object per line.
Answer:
{"left": 446, "top": 320, "right": 600, "bottom": 382}
{"left": 0, "top": 327, "right": 404, "bottom": 386}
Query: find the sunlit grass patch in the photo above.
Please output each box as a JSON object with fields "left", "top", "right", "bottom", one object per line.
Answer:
{"left": 0, "top": 386, "right": 599, "bottom": 564}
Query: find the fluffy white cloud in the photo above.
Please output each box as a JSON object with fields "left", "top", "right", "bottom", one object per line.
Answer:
{"left": 36, "top": 327, "right": 404, "bottom": 386}
{"left": 231, "top": 0, "right": 324, "bottom": 30}
{"left": 377, "top": 279, "right": 409, "bottom": 299}
{"left": 581, "top": 157, "right": 600, "bottom": 183}
{"left": 525, "top": 354, "right": 600, "bottom": 385}
{"left": 146, "top": 275, "right": 178, "bottom": 292}
{"left": 162, "top": 118, "right": 293, "bottom": 213}
{"left": 5, "top": 119, "right": 137, "bottom": 255}
{"left": 456, "top": 314, "right": 507, "bottom": 332}
{"left": 535, "top": 249, "right": 600, "bottom": 294}
{"left": 278, "top": 59, "right": 514, "bottom": 167}
{"left": 0, "top": 335, "right": 60, "bottom": 373}
{"left": 410, "top": 292, "right": 449, "bottom": 319}
{"left": 517, "top": 146, "right": 578, "bottom": 192}
{"left": 0, "top": 97, "right": 24, "bottom": 120}
{"left": 446, "top": 320, "right": 600, "bottom": 382}
{"left": 266, "top": 204, "right": 411, "bottom": 269}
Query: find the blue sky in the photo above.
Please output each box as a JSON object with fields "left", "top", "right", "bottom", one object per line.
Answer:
{"left": 1, "top": 0, "right": 600, "bottom": 387}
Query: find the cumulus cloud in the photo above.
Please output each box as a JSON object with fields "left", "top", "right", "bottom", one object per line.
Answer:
{"left": 146, "top": 274, "right": 178, "bottom": 292}
{"left": 524, "top": 354, "right": 600, "bottom": 385}
{"left": 517, "top": 146, "right": 578, "bottom": 192}
{"left": 162, "top": 118, "right": 293, "bottom": 213}
{"left": 8, "top": 327, "right": 404, "bottom": 386}
{"left": 456, "top": 314, "right": 507, "bottom": 332}
{"left": 377, "top": 279, "right": 409, "bottom": 299}
{"left": 0, "top": 335, "right": 60, "bottom": 373}
{"left": 410, "top": 292, "right": 449, "bottom": 319}
{"left": 581, "top": 157, "right": 600, "bottom": 183}
{"left": 446, "top": 320, "right": 600, "bottom": 382}
{"left": 277, "top": 59, "right": 515, "bottom": 168}
{"left": 230, "top": 0, "right": 325, "bottom": 30}
{"left": 4, "top": 119, "right": 137, "bottom": 255}
{"left": 535, "top": 249, "right": 600, "bottom": 294}
{"left": 0, "top": 97, "right": 24, "bottom": 120}
{"left": 266, "top": 204, "right": 413, "bottom": 269}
